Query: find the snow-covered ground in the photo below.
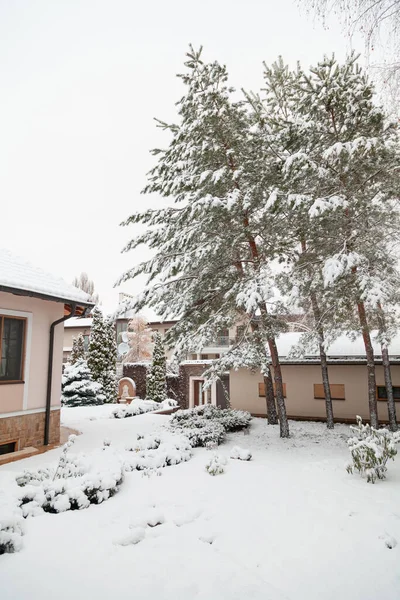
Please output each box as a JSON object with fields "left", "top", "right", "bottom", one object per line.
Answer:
{"left": 1, "top": 408, "right": 400, "bottom": 600}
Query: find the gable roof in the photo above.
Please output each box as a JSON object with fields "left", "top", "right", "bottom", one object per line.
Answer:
{"left": 0, "top": 247, "right": 92, "bottom": 306}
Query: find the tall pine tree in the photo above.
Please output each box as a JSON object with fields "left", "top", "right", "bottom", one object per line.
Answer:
{"left": 118, "top": 46, "right": 290, "bottom": 437}
{"left": 87, "top": 308, "right": 117, "bottom": 403}
{"left": 146, "top": 332, "right": 167, "bottom": 402}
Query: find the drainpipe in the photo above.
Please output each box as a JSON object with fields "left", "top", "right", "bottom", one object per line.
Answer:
{"left": 44, "top": 303, "right": 77, "bottom": 445}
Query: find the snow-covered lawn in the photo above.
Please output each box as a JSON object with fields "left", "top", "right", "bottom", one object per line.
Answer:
{"left": 1, "top": 408, "right": 400, "bottom": 600}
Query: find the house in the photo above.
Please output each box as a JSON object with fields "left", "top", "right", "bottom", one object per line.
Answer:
{"left": 179, "top": 332, "right": 400, "bottom": 423}
{"left": 0, "top": 248, "right": 93, "bottom": 460}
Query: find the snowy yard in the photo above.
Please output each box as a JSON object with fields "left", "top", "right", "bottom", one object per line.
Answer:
{"left": 1, "top": 408, "right": 400, "bottom": 600}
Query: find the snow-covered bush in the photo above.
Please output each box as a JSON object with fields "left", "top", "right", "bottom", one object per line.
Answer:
{"left": 16, "top": 437, "right": 124, "bottom": 515}
{"left": 346, "top": 416, "right": 400, "bottom": 483}
{"left": 180, "top": 421, "right": 226, "bottom": 448}
{"left": 123, "top": 433, "right": 192, "bottom": 472}
{"left": 205, "top": 453, "right": 227, "bottom": 476}
{"left": 170, "top": 405, "right": 251, "bottom": 447}
{"left": 111, "top": 398, "right": 177, "bottom": 419}
{"left": 61, "top": 359, "right": 104, "bottom": 407}
{"left": 0, "top": 514, "right": 24, "bottom": 555}
{"left": 230, "top": 446, "right": 252, "bottom": 461}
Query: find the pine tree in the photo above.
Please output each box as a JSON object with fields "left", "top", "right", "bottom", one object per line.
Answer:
{"left": 118, "top": 46, "right": 290, "bottom": 437}
{"left": 146, "top": 332, "right": 167, "bottom": 402}
{"left": 87, "top": 307, "right": 117, "bottom": 403}
{"left": 275, "top": 54, "right": 400, "bottom": 428}
{"left": 70, "top": 333, "right": 85, "bottom": 365}
{"left": 61, "top": 359, "right": 104, "bottom": 407}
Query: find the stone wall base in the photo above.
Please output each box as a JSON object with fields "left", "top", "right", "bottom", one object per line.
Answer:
{"left": 0, "top": 409, "right": 60, "bottom": 451}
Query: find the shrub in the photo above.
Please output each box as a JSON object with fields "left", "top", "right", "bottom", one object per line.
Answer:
{"left": 346, "top": 416, "right": 400, "bottom": 483}
{"left": 16, "top": 436, "right": 124, "bottom": 515}
{"left": 170, "top": 405, "right": 251, "bottom": 447}
{"left": 230, "top": 446, "right": 252, "bottom": 461}
{"left": 123, "top": 434, "right": 192, "bottom": 471}
{"left": 205, "top": 453, "right": 227, "bottom": 476}
{"left": 0, "top": 515, "right": 24, "bottom": 555}
{"left": 111, "top": 398, "right": 177, "bottom": 419}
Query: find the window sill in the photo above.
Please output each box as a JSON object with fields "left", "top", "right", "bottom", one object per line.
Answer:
{"left": 0, "top": 380, "right": 25, "bottom": 385}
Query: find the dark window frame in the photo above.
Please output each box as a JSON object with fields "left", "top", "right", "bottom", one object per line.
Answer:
{"left": 377, "top": 386, "right": 400, "bottom": 401}
{"left": 0, "top": 315, "right": 26, "bottom": 384}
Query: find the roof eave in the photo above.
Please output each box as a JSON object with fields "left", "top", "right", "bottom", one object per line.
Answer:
{"left": 0, "top": 284, "right": 94, "bottom": 313}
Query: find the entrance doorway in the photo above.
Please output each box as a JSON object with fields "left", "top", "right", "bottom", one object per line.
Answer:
{"left": 190, "top": 377, "right": 216, "bottom": 408}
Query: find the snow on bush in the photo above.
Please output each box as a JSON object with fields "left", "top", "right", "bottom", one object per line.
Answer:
{"left": 0, "top": 511, "right": 25, "bottom": 555}
{"left": 123, "top": 433, "right": 192, "bottom": 472}
{"left": 230, "top": 446, "right": 252, "bottom": 461}
{"left": 111, "top": 398, "right": 177, "bottom": 419}
{"left": 205, "top": 453, "right": 227, "bottom": 476}
{"left": 346, "top": 416, "right": 400, "bottom": 483}
{"left": 16, "top": 436, "right": 124, "bottom": 515}
{"left": 170, "top": 405, "right": 251, "bottom": 447}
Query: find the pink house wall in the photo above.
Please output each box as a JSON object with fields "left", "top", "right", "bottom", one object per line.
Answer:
{"left": 0, "top": 291, "right": 64, "bottom": 414}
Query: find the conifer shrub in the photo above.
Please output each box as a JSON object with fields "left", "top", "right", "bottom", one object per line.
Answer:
{"left": 61, "top": 359, "right": 104, "bottom": 407}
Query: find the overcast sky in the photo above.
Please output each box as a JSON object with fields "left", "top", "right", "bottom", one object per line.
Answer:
{"left": 0, "top": 0, "right": 363, "bottom": 315}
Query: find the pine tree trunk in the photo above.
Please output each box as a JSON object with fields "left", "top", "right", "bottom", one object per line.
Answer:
{"left": 264, "top": 365, "right": 278, "bottom": 425}
{"left": 319, "top": 342, "right": 334, "bottom": 429}
{"left": 381, "top": 344, "right": 397, "bottom": 431}
{"left": 301, "top": 239, "right": 334, "bottom": 429}
{"left": 357, "top": 300, "right": 379, "bottom": 428}
{"left": 267, "top": 337, "right": 289, "bottom": 438}
{"left": 309, "top": 291, "right": 334, "bottom": 429}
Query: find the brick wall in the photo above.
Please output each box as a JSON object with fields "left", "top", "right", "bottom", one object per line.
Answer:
{"left": 123, "top": 363, "right": 182, "bottom": 402}
{"left": 0, "top": 409, "right": 60, "bottom": 450}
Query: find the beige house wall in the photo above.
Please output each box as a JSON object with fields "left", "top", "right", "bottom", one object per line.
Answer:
{"left": 0, "top": 291, "right": 64, "bottom": 414}
{"left": 230, "top": 364, "right": 400, "bottom": 422}
{"left": 63, "top": 326, "right": 91, "bottom": 349}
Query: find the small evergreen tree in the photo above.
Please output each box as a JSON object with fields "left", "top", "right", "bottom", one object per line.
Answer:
{"left": 61, "top": 359, "right": 104, "bottom": 407}
{"left": 146, "top": 332, "right": 167, "bottom": 403}
{"left": 87, "top": 307, "right": 117, "bottom": 403}
{"left": 104, "top": 317, "right": 117, "bottom": 403}
{"left": 70, "top": 333, "right": 85, "bottom": 365}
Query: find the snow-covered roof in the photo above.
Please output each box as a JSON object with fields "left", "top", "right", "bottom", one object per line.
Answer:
{"left": 64, "top": 317, "right": 93, "bottom": 329}
{"left": 0, "top": 248, "right": 92, "bottom": 305}
{"left": 275, "top": 332, "right": 400, "bottom": 359}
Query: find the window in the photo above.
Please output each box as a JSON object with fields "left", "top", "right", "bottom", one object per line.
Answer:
{"left": 377, "top": 386, "right": 400, "bottom": 401}
{"left": 0, "top": 316, "right": 25, "bottom": 382}
{"left": 116, "top": 320, "right": 128, "bottom": 342}
{"left": 258, "top": 382, "right": 287, "bottom": 397}
{"left": 314, "top": 384, "right": 345, "bottom": 400}
{"left": 0, "top": 441, "right": 16, "bottom": 455}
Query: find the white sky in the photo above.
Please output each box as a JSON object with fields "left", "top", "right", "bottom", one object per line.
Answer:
{"left": 0, "top": 0, "right": 364, "bottom": 315}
